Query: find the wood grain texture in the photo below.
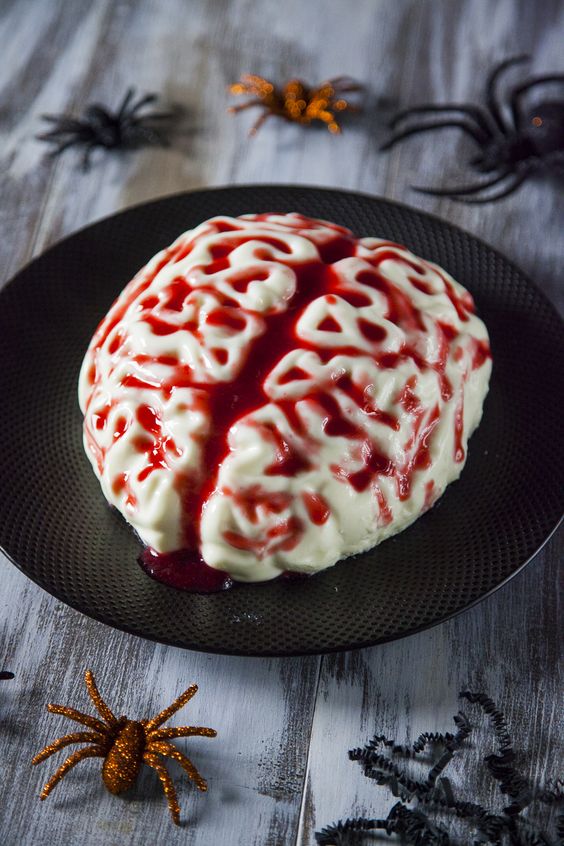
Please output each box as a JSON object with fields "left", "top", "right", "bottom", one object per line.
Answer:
{"left": 0, "top": 1, "right": 562, "bottom": 844}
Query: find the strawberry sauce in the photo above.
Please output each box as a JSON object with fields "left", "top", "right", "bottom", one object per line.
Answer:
{"left": 81, "top": 215, "right": 491, "bottom": 592}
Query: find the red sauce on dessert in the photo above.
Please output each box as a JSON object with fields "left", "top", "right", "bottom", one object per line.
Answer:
{"left": 139, "top": 547, "right": 232, "bottom": 592}
{"left": 82, "top": 216, "right": 491, "bottom": 591}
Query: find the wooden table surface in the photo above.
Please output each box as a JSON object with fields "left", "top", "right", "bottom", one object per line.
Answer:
{"left": 1, "top": 1, "right": 562, "bottom": 844}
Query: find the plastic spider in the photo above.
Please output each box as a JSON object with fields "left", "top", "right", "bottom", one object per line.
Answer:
{"left": 37, "top": 88, "right": 178, "bottom": 170}
{"left": 382, "top": 55, "right": 564, "bottom": 202}
{"left": 229, "top": 74, "right": 361, "bottom": 134}
{"left": 32, "top": 669, "right": 217, "bottom": 825}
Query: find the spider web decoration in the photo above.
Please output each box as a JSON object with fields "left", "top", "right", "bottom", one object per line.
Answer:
{"left": 37, "top": 88, "right": 181, "bottom": 170}
{"left": 381, "top": 55, "right": 564, "bottom": 203}
{"left": 316, "top": 691, "right": 564, "bottom": 845}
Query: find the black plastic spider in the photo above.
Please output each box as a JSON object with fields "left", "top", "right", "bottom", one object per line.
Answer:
{"left": 382, "top": 55, "right": 564, "bottom": 202}
{"left": 37, "top": 88, "right": 178, "bottom": 170}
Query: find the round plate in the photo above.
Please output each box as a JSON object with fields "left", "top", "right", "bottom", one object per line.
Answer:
{"left": 1, "top": 186, "right": 562, "bottom": 656}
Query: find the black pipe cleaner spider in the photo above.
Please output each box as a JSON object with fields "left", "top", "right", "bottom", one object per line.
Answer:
{"left": 37, "top": 88, "right": 179, "bottom": 170}
{"left": 382, "top": 55, "right": 564, "bottom": 202}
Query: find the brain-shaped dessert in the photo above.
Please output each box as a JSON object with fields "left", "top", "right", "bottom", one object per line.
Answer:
{"left": 79, "top": 213, "right": 491, "bottom": 587}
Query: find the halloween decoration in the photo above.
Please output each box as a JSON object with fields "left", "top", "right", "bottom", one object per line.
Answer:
{"left": 316, "top": 690, "right": 563, "bottom": 845}
{"left": 229, "top": 74, "right": 362, "bottom": 134}
{"left": 33, "top": 670, "right": 216, "bottom": 825}
{"left": 382, "top": 56, "right": 564, "bottom": 202}
{"left": 37, "top": 89, "right": 179, "bottom": 169}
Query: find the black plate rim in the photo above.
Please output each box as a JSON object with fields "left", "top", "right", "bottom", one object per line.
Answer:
{"left": 3, "top": 183, "right": 562, "bottom": 324}
{"left": 1, "top": 514, "right": 561, "bottom": 657}
{"left": 1, "top": 184, "right": 562, "bottom": 656}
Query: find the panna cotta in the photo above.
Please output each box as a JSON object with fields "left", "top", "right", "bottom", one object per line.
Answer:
{"left": 79, "top": 213, "right": 491, "bottom": 588}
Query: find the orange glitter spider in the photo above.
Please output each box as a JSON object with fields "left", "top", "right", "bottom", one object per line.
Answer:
{"left": 32, "top": 669, "right": 217, "bottom": 825}
{"left": 229, "top": 74, "right": 362, "bottom": 134}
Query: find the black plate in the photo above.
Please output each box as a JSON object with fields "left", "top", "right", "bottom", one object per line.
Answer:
{"left": 1, "top": 186, "right": 562, "bottom": 656}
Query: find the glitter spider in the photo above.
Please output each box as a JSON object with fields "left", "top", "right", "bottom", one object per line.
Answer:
{"left": 32, "top": 670, "right": 217, "bottom": 825}
{"left": 37, "top": 88, "right": 178, "bottom": 170}
{"left": 382, "top": 55, "right": 564, "bottom": 202}
{"left": 229, "top": 74, "right": 362, "bottom": 134}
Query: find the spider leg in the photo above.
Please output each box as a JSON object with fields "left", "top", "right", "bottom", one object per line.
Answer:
{"left": 145, "top": 684, "right": 199, "bottom": 731}
{"left": 250, "top": 110, "right": 274, "bottom": 135}
{"left": 448, "top": 163, "right": 536, "bottom": 203}
{"left": 148, "top": 726, "right": 217, "bottom": 741}
{"left": 40, "top": 114, "right": 73, "bottom": 125}
{"left": 148, "top": 739, "right": 208, "bottom": 791}
{"left": 40, "top": 138, "right": 82, "bottom": 159}
{"left": 82, "top": 141, "right": 102, "bottom": 170}
{"left": 84, "top": 670, "right": 117, "bottom": 724}
{"left": 381, "top": 119, "right": 486, "bottom": 151}
{"left": 37, "top": 130, "right": 77, "bottom": 144}
{"left": 485, "top": 54, "right": 530, "bottom": 132}
{"left": 413, "top": 167, "right": 512, "bottom": 196}
{"left": 390, "top": 104, "right": 495, "bottom": 139}
{"left": 46, "top": 703, "right": 106, "bottom": 733}
{"left": 143, "top": 752, "right": 181, "bottom": 825}
{"left": 314, "top": 111, "right": 342, "bottom": 134}
{"left": 432, "top": 160, "right": 539, "bottom": 204}
{"left": 39, "top": 116, "right": 86, "bottom": 133}
{"left": 38, "top": 745, "right": 106, "bottom": 799}
{"left": 228, "top": 101, "right": 264, "bottom": 114}
{"left": 130, "top": 110, "right": 178, "bottom": 121}
{"left": 129, "top": 92, "right": 158, "bottom": 115}
{"left": 326, "top": 76, "right": 363, "bottom": 93}
{"left": 117, "top": 88, "right": 136, "bottom": 119}
{"left": 509, "top": 74, "right": 564, "bottom": 128}
{"left": 32, "top": 731, "right": 106, "bottom": 765}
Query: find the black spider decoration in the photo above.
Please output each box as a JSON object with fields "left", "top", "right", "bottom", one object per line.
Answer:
{"left": 37, "top": 88, "right": 179, "bottom": 169}
{"left": 382, "top": 55, "right": 564, "bottom": 202}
